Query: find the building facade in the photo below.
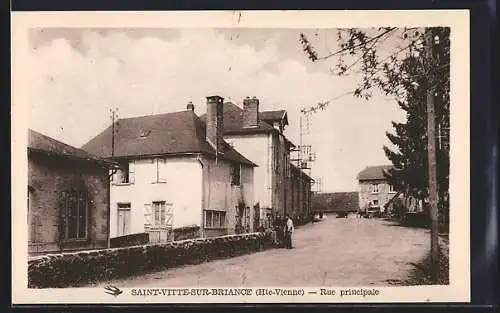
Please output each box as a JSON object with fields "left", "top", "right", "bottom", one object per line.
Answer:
{"left": 28, "top": 129, "right": 114, "bottom": 256}
{"left": 286, "top": 163, "right": 313, "bottom": 220}
{"left": 200, "top": 97, "right": 311, "bottom": 228}
{"left": 356, "top": 165, "right": 397, "bottom": 213}
{"left": 83, "top": 96, "right": 256, "bottom": 242}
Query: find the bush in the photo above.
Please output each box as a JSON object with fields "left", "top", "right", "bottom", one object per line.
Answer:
{"left": 28, "top": 232, "right": 273, "bottom": 288}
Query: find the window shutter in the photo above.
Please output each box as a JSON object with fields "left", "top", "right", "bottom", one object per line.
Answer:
{"left": 159, "top": 158, "right": 167, "bottom": 182}
{"left": 144, "top": 203, "right": 152, "bottom": 228}
{"left": 129, "top": 161, "right": 135, "bottom": 183}
{"left": 58, "top": 191, "right": 67, "bottom": 242}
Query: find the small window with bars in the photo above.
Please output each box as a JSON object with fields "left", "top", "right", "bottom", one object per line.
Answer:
{"left": 59, "top": 190, "right": 88, "bottom": 241}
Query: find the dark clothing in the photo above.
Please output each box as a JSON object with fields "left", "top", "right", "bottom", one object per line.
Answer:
{"left": 284, "top": 230, "right": 293, "bottom": 249}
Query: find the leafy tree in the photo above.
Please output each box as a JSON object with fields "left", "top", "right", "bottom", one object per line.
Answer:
{"left": 299, "top": 27, "right": 450, "bottom": 223}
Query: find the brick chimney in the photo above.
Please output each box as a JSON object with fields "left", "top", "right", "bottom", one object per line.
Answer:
{"left": 206, "top": 95, "right": 225, "bottom": 153}
{"left": 243, "top": 96, "right": 259, "bottom": 128}
{"left": 187, "top": 101, "right": 195, "bottom": 111}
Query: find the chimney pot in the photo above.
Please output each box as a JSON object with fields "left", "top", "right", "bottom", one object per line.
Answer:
{"left": 187, "top": 101, "right": 195, "bottom": 111}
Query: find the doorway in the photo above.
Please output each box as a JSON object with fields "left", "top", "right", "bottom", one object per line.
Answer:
{"left": 117, "top": 203, "right": 131, "bottom": 236}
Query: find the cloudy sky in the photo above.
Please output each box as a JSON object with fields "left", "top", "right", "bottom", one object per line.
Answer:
{"left": 28, "top": 27, "right": 405, "bottom": 192}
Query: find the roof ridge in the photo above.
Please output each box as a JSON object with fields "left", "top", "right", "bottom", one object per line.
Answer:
{"left": 29, "top": 129, "right": 83, "bottom": 153}
{"left": 116, "top": 110, "right": 189, "bottom": 122}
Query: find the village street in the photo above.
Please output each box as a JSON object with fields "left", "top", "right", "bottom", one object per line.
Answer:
{"left": 97, "top": 217, "right": 431, "bottom": 287}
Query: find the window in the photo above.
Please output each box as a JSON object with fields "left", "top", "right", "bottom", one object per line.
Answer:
{"left": 154, "top": 158, "right": 167, "bottom": 183}
{"left": 139, "top": 130, "right": 151, "bottom": 138}
{"left": 116, "top": 161, "right": 134, "bottom": 184}
{"left": 60, "top": 190, "right": 87, "bottom": 240}
{"left": 389, "top": 184, "right": 396, "bottom": 193}
{"left": 153, "top": 201, "right": 167, "bottom": 226}
{"left": 231, "top": 163, "right": 241, "bottom": 186}
{"left": 372, "top": 199, "right": 379, "bottom": 206}
{"left": 204, "top": 210, "right": 226, "bottom": 229}
{"left": 371, "top": 183, "right": 379, "bottom": 193}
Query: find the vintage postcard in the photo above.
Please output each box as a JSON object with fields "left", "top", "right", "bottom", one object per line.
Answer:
{"left": 12, "top": 10, "right": 470, "bottom": 304}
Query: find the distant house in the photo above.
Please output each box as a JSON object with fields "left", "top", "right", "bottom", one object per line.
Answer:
{"left": 312, "top": 192, "right": 359, "bottom": 215}
{"left": 28, "top": 129, "right": 116, "bottom": 256}
{"left": 82, "top": 96, "right": 256, "bottom": 242}
{"left": 199, "top": 97, "right": 310, "bottom": 228}
{"left": 356, "top": 165, "right": 397, "bottom": 214}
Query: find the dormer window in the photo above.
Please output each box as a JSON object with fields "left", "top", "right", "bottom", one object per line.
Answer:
{"left": 139, "top": 130, "right": 151, "bottom": 138}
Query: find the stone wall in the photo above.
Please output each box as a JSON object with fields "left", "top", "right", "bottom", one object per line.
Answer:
{"left": 28, "top": 153, "right": 110, "bottom": 256}
{"left": 28, "top": 232, "right": 273, "bottom": 288}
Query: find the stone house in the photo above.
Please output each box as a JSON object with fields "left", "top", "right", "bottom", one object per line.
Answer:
{"left": 200, "top": 97, "right": 307, "bottom": 228}
{"left": 28, "top": 129, "right": 116, "bottom": 256}
{"left": 82, "top": 96, "right": 256, "bottom": 242}
{"left": 356, "top": 165, "right": 397, "bottom": 214}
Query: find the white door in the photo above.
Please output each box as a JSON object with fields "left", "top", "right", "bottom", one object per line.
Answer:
{"left": 117, "top": 204, "right": 131, "bottom": 236}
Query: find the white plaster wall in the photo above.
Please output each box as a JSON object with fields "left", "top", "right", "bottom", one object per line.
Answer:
{"left": 224, "top": 133, "right": 271, "bottom": 209}
{"left": 201, "top": 156, "right": 255, "bottom": 233}
{"left": 109, "top": 157, "right": 202, "bottom": 238}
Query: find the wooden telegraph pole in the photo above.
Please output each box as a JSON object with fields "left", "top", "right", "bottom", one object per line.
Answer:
{"left": 109, "top": 107, "right": 118, "bottom": 158}
{"left": 424, "top": 27, "right": 440, "bottom": 283}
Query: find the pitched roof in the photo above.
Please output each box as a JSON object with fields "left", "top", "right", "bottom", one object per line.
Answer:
{"left": 356, "top": 165, "right": 394, "bottom": 181}
{"left": 260, "top": 109, "right": 288, "bottom": 126}
{"left": 28, "top": 129, "right": 113, "bottom": 166}
{"left": 312, "top": 192, "right": 359, "bottom": 213}
{"left": 81, "top": 110, "right": 256, "bottom": 167}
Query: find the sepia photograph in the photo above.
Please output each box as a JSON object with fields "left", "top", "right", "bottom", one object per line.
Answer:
{"left": 12, "top": 10, "right": 470, "bottom": 304}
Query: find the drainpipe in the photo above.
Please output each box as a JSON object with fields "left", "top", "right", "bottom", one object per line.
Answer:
{"left": 196, "top": 154, "right": 205, "bottom": 238}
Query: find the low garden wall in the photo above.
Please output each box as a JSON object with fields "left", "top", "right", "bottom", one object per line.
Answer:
{"left": 110, "top": 233, "right": 150, "bottom": 248}
{"left": 28, "top": 232, "right": 273, "bottom": 288}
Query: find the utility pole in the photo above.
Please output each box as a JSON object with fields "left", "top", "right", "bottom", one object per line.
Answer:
{"left": 424, "top": 27, "right": 440, "bottom": 283}
{"left": 109, "top": 108, "right": 119, "bottom": 158}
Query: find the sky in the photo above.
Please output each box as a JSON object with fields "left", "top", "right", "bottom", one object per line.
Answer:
{"left": 28, "top": 28, "right": 406, "bottom": 192}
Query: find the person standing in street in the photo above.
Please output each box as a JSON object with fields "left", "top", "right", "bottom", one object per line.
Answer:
{"left": 284, "top": 215, "right": 294, "bottom": 249}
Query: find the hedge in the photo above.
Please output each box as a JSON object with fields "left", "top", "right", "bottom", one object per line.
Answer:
{"left": 28, "top": 232, "right": 273, "bottom": 288}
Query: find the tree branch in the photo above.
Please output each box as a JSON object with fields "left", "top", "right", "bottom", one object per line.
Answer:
{"left": 316, "top": 28, "right": 397, "bottom": 61}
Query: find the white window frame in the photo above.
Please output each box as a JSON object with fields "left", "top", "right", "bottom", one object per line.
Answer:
{"left": 115, "top": 160, "right": 135, "bottom": 185}
{"left": 204, "top": 209, "right": 227, "bottom": 229}
{"left": 389, "top": 184, "right": 396, "bottom": 193}
{"left": 371, "top": 183, "right": 379, "bottom": 194}
{"left": 152, "top": 201, "right": 168, "bottom": 226}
